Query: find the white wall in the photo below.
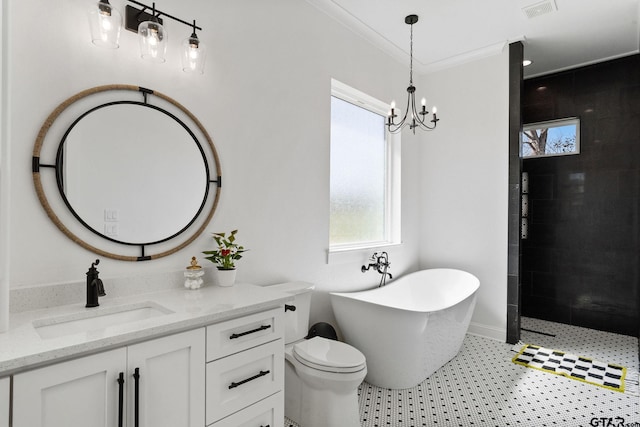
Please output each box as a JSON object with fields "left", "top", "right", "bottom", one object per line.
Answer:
{"left": 417, "top": 49, "right": 510, "bottom": 340}
{"left": 3, "top": 0, "right": 423, "bottom": 328}
{"left": 3, "top": 0, "right": 511, "bottom": 339}
{"left": 0, "top": 0, "right": 9, "bottom": 332}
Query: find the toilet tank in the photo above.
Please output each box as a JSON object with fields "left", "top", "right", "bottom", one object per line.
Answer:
{"left": 267, "top": 281, "right": 314, "bottom": 344}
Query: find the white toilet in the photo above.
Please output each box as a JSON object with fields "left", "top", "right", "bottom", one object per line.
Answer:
{"left": 268, "top": 282, "right": 367, "bottom": 427}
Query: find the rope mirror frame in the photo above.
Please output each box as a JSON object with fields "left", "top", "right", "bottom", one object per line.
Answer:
{"left": 32, "top": 84, "right": 222, "bottom": 261}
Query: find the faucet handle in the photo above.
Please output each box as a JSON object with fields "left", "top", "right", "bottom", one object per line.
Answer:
{"left": 88, "top": 259, "right": 100, "bottom": 274}
{"left": 95, "top": 279, "right": 106, "bottom": 297}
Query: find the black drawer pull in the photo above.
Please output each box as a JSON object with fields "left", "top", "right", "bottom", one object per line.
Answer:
{"left": 285, "top": 304, "right": 296, "bottom": 312}
{"left": 229, "top": 324, "right": 271, "bottom": 339}
{"left": 228, "top": 370, "right": 270, "bottom": 389}
{"left": 117, "top": 372, "right": 125, "bottom": 427}
{"left": 133, "top": 367, "right": 140, "bottom": 427}
{"left": 260, "top": 425, "right": 270, "bottom": 427}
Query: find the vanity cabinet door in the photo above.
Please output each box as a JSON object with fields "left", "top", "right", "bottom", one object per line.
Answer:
{"left": 127, "top": 328, "right": 205, "bottom": 427}
{"left": 0, "top": 377, "right": 9, "bottom": 427}
{"left": 12, "top": 348, "right": 126, "bottom": 427}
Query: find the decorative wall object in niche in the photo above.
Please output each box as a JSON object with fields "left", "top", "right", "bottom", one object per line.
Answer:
{"left": 522, "top": 117, "right": 580, "bottom": 158}
{"left": 32, "top": 84, "right": 221, "bottom": 261}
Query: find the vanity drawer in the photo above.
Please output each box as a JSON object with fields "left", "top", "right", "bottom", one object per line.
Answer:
{"left": 209, "top": 392, "right": 283, "bottom": 427}
{"left": 206, "top": 339, "right": 284, "bottom": 425}
{"left": 206, "top": 307, "right": 283, "bottom": 361}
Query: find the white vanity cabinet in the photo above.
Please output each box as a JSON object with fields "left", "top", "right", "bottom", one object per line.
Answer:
{"left": 12, "top": 328, "right": 205, "bottom": 427}
{"left": 0, "top": 376, "right": 10, "bottom": 427}
{"left": 127, "top": 328, "right": 205, "bottom": 427}
{"left": 206, "top": 307, "right": 284, "bottom": 426}
{"left": 13, "top": 347, "right": 125, "bottom": 427}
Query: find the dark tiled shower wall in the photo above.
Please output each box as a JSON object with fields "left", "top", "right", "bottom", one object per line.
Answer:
{"left": 521, "top": 55, "right": 640, "bottom": 336}
{"left": 507, "top": 42, "right": 523, "bottom": 344}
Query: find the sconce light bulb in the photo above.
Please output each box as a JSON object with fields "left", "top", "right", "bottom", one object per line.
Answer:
{"left": 100, "top": 16, "right": 112, "bottom": 31}
{"left": 390, "top": 101, "right": 396, "bottom": 109}
{"left": 432, "top": 106, "right": 437, "bottom": 114}
{"left": 188, "top": 35, "right": 200, "bottom": 57}
{"left": 421, "top": 98, "right": 426, "bottom": 106}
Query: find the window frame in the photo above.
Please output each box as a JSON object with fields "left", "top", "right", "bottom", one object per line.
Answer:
{"left": 521, "top": 117, "right": 580, "bottom": 158}
{"left": 328, "top": 79, "right": 401, "bottom": 257}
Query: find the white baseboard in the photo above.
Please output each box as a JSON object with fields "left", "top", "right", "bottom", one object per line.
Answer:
{"left": 467, "top": 322, "right": 506, "bottom": 342}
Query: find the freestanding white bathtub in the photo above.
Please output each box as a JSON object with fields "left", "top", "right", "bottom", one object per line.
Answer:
{"left": 330, "top": 268, "right": 479, "bottom": 389}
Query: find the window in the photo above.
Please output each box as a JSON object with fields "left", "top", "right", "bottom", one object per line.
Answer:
{"left": 522, "top": 117, "right": 580, "bottom": 158}
{"left": 329, "top": 80, "right": 400, "bottom": 252}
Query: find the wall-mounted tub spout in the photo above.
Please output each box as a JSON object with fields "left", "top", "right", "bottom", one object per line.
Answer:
{"left": 361, "top": 252, "right": 392, "bottom": 287}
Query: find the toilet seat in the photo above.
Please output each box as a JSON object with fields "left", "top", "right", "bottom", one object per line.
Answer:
{"left": 293, "top": 336, "right": 366, "bottom": 373}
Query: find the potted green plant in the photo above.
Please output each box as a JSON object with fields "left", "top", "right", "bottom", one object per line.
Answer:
{"left": 202, "top": 230, "right": 246, "bottom": 286}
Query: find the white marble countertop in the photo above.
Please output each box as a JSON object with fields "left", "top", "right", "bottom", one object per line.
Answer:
{"left": 0, "top": 283, "right": 292, "bottom": 376}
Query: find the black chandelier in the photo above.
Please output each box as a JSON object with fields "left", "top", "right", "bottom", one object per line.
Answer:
{"left": 387, "top": 15, "right": 439, "bottom": 134}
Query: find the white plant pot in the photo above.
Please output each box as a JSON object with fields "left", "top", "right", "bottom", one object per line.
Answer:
{"left": 214, "top": 268, "right": 237, "bottom": 287}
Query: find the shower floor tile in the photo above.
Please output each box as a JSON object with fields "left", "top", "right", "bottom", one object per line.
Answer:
{"left": 285, "top": 317, "right": 639, "bottom": 426}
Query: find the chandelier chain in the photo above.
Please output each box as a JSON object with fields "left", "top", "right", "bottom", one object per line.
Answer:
{"left": 409, "top": 21, "right": 413, "bottom": 85}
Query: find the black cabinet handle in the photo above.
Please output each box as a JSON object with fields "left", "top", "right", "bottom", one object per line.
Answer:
{"left": 117, "top": 372, "right": 125, "bottom": 427}
{"left": 229, "top": 325, "right": 271, "bottom": 339}
{"left": 228, "top": 370, "right": 270, "bottom": 389}
{"left": 285, "top": 304, "right": 296, "bottom": 312}
{"left": 133, "top": 367, "right": 140, "bottom": 427}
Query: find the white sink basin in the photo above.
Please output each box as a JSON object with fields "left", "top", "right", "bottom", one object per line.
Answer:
{"left": 33, "top": 302, "right": 173, "bottom": 339}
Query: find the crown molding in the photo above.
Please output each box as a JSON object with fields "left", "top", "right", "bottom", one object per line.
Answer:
{"left": 306, "top": 0, "right": 523, "bottom": 75}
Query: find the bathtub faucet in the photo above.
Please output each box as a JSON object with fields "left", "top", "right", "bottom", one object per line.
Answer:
{"left": 361, "top": 252, "right": 392, "bottom": 287}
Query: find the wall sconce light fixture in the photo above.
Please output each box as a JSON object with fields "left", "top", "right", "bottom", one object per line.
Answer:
{"left": 89, "top": 0, "right": 206, "bottom": 73}
{"left": 88, "top": 0, "right": 123, "bottom": 49}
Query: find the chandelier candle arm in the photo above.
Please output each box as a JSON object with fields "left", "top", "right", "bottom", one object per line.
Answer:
{"left": 386, "top": 14, "right": 440, "bottom": 135}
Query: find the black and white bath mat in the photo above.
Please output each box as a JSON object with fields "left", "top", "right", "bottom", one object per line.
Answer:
{"left": 512, "top": 344, "right": 639, "bottom": 396}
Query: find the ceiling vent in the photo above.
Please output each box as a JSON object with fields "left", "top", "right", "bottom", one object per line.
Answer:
{"left": 522, "top": 0, "right": 558, "bottom": 19}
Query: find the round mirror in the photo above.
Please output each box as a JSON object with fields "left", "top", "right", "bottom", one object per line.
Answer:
{"left": 33, "top": 85, "right": 221, "bottom": 261}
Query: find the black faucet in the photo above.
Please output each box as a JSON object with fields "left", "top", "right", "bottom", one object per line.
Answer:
{"left": 86, "top": 259, "right": 106, "bottom": 308}
{"left": 361, "top": 252, "right": 393, "bottom": 287}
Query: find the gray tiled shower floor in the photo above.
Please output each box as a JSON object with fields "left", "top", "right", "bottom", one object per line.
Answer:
{"left": 285, "top": 317, "right": 639, "bottom": 426}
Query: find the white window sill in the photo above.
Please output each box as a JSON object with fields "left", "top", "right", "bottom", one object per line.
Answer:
{"left": 326, "top": 242, "right": 402, "bottom": 265}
